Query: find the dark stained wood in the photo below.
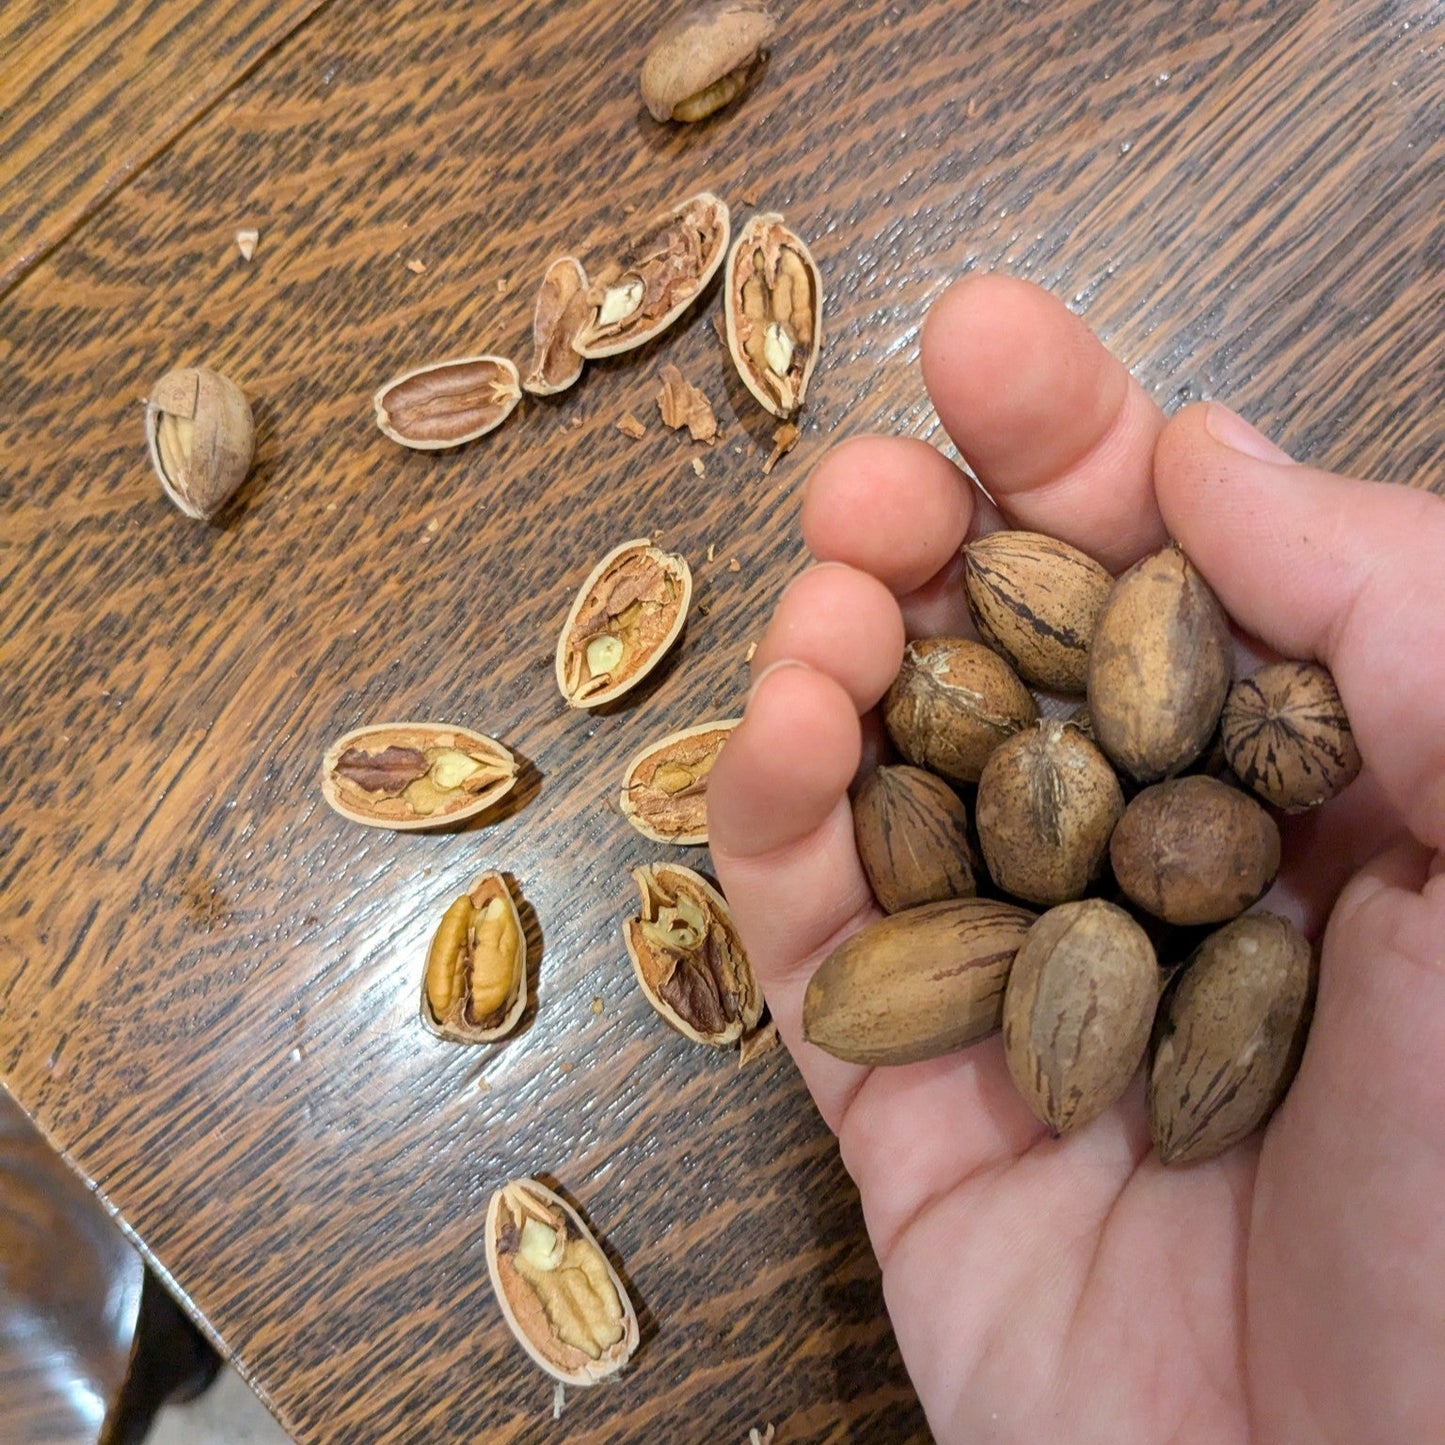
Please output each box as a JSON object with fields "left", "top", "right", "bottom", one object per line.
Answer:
{"left": 0, "top": 1, "right": 1440, "bottom": 1443}
{"left": 0, "top": 0, "right": 331, "bottom": 294}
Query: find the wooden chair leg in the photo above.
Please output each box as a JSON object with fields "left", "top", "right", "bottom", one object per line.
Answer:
{"left": 1, "top": 1091, "right": 143, "bottom": 1445}
{"left": 99, "top": 1273, "right": 222, "bottom": 1445}
{"left": 1, "top": 1090, "right": 220, "bottom": 1445}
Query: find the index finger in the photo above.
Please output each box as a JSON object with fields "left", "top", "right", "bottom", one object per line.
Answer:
{"left": 921, "top": 275, "right": 1171, "bottom": 570}
{"left": 801, "top": 277, "right": 1173, "bottom": 645}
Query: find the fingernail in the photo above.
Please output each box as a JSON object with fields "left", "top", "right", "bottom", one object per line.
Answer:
{"left": 746, "top": 657, "right": 810, "bottom": 707}
{"left": 1204, "top": 403, "right": 1296, "bottom": 464}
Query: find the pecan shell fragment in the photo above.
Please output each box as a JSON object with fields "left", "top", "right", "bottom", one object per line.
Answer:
{"left": 555, "top": 538, "right": 692, "bottom": 708}
{"left": 486, "top": 1178, "right": 639, "bottom": 1386}
{"left": 421, "top": 870, "right": 527, "bottom": 1043}
{"left": 373, "top": 354, "right": 521, "bottom": 449}
{"left": 320, "top": 723, "right": 517, "bottom": 830}
{"left": 573, "top": 192, "right": 730, "bottom": 358}
{"left": 523, "top": 256, "right": 591, "bottom": 396}
{"left": 619, "top": 719, "right": 740, "bottom": 845}
{"left": 624, "top": 863, "right": 763, "bottom": 1046}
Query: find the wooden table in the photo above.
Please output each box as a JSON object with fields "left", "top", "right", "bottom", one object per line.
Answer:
{"left": 1, "top": 1, "right": 1439, "bottom": 1441}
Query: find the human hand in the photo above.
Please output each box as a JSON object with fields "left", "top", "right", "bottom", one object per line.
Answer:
{"left": 708, "top": 275, "right": 1445, "bottom": 1444}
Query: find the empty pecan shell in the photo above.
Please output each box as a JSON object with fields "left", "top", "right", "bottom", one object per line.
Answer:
{"left": 372, "top": 355, "right": 521, "bottom": 449}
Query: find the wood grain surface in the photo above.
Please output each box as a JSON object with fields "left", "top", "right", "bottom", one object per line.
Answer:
{"left": 0, "top": 0, "right": 330, "bottom": 294}
{"left": 1, "top": 1, "right": 1441, "bottom": 1442}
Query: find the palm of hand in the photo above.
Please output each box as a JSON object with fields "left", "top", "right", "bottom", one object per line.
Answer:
{"left": 708, "top": 277, "right": 1445, "bottom": 1444}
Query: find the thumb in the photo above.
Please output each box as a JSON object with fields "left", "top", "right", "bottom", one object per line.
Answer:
{"left": 1153, "top": 403, "right": 1445, "bottom": 851}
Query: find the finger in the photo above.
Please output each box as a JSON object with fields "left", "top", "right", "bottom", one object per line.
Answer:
{"left": 835, "top": 1037, "right": 1049, "bottom": 1262}
{"left": 1155, "top": 403, "right": 1445, "bottom": 850}
{"left": 895, "top": 549, "right": 975, "bottom": 642}
{"left": 749, "top": 563, "right": 907, "bottom": 713}
{"left": 920, "top": 275, "right": 1169, "bottom": 570}
{"left": 1251, "top": 834, "right": 1445, "bottom": 1442}
{"left": 708, "top": 661, "right": 876, "bottom": 1128}
{"left": 802, "top": 435, "right": 989, "bottom": 638}
{"left": 1260, "top": 769, "right": 1401, "bottom": 941}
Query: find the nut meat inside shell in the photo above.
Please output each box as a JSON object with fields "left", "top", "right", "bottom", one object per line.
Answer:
{"left": 619, "top": 719, "right": 739, "bottom": 845}
{"left": 724, "top": 212, "right": 822, "bottom": 418}
{"left": 573, "top": 193, "right": 730, "bottom": 358}
{"left": 624, "top": 863, "right": 762, "bottom": 1045}
{"left": 556, "top": 538, "right": 692, "bottom": 708}
{"left": 640, "top": 2, "right": 776, "bottom": 122}
{"left": 485, "top": 1178, "right": 639, "bottom": 1386}
{"left": 320, "top": 722, "right": 518, "bottom": 830}
{"left": 420, "top": 871, "right": 527, "bottom": 1043}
